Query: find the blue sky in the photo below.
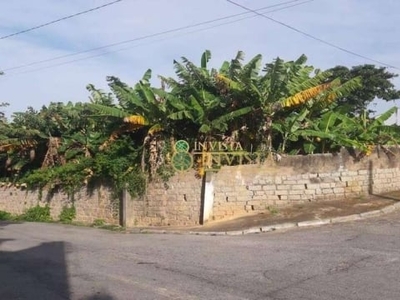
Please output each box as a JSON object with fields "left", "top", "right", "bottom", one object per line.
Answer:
{"left": 1, "top": 0, "right": 399, "bottom": 122}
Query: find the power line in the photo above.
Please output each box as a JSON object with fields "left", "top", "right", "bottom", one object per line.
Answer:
{"left": 7, "top": 0, "right": 313, "bottom": 76}
{"left": 227, "top": 0, "right": 400, "bottom": 70}
{"left": 2, "top": 0, "right": 304, "bottom": 72}
{"left": 1, "top": 0, "right": 311, "bottom": 74}
{"left": 0, "top": 0, "right": 123, "bottom": 40}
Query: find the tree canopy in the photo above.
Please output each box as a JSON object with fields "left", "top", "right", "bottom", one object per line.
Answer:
{"left": 327, "top": 64, "right": 400, "bottom": 114}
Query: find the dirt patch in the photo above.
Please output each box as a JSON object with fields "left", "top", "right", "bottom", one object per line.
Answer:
{"left": 191, "top": 192, "right": 400, "bottom": 232}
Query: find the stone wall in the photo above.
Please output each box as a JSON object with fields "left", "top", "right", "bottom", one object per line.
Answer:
{"left": 2, "top": 148, "right": 400, "bottom": 227}
{"left": 0, "top": 185, "right": 119, "bottom": 225}
{"left": 126, "top": 147, "right": 400, "bottom": 226}
{"left": 125, "top": 171, "right": 202, "bottom": 227}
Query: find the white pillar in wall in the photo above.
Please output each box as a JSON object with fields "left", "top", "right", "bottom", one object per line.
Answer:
{"left": 202, "top": 171, "right": 214, "bottom": 224}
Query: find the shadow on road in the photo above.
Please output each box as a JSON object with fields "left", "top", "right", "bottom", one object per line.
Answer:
{"left": 0, "top": 223, "right": 115, "bottom": 300}
{"left": 0, "top": 220, "right": 17, "bottom": 229}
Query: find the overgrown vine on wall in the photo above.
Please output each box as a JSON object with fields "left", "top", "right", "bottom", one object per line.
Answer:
{"left": 20, "top": 136, "right": 147, "bottom": 200}
{"left": 155, "top": 137, "right": 175, "bottom": 183}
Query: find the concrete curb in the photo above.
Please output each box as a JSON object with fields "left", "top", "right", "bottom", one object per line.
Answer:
{"left": 130, "top": 203, "right": 400, "bottom": 236}
{"left": 297, "top": 219, "right": 331, "bottom": 227}
{"left": 331, "top": 214, "right": 362, "bottom": 224}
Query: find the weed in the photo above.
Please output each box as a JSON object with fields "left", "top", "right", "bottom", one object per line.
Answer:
{"left": 267, "top": 206, "right": 279, "bottom": 215}
{"left": 357, "top": 195, "right": 366, "bottom": 202}
{"left": 59, "top": 205, "right": 76, "bottom": 223}
{"left": 98, "top": 224, "right": 125, "bottom": 232}
{"left": 19, "top": 205, "right": 52, "bottom": 222}
{"left": 92, "top": 219, "right": 105, "bottom": 227}
{"left": 0, "top": 210, "right": 13, "bottom": 221}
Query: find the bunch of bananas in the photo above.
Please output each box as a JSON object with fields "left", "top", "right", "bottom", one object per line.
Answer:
{"left": 365, "top": 144, "right": 374, "bottom": 156}
{"left": 215, "top": 73, "right": 228, "bottom": 83}
{"left": 326, "top": 92, "right": 337, "bottom": 103}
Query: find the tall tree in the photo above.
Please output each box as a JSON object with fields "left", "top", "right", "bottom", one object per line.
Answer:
{"left": 215, "top": 53, "right": 362, "bottom": 152}
{"left": 87, "top": 70, "right": 187, "bottom": 176}
{"left": 160, "top": 51, "right": 253, "bottom": 140}
{"left": 327, "top": 65, "right": 400, "bottom": 114}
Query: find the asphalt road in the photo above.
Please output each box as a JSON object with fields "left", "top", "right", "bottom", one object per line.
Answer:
{"left": 1, "top": 211, "right": 400, "bottom": 300}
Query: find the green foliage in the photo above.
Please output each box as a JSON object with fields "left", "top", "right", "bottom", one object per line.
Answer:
{"left": 59, "top": 205, "right": 76, "bottom": 223}
{"left": 273, "top": 109, "right": 309, "bottom": 153}
{"left": 22, "top": 158, "right": 93, "bottom": 195}
{"left": 123, "top": 170, "right": 146, "bottom": 198}
{"left": 156, "top": 164, "right": 175, "bottom": 182}
{"left": 92, "top": 137, "right": 146, "bottom": 197}
{"left": 19, "top": 133, "right": 147, "bottom": 199}
{"left": 20, "top": 205, "right": 52, "bottom": 222}
{"left": 154, "top": 138, "right": 175, "bottom": 182}
{"left": 338, "top": 107, "right": 399, "bottom": 148}
{"left": 92, "top": 219, "right": 105, "bottom": 226}
{"left": 0, "top": 210, "right": 13, "bottom": 221}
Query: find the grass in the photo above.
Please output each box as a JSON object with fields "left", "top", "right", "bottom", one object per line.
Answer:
{"left": 0, "top": 209, "right": 125, "bottom": 232}
{"left": 267, "top": 206, "right": 279, "bottom": 215}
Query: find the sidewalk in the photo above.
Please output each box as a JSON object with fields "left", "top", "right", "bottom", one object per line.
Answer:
{"left": 129, "top": 192, "right": 400, "bottom": 236}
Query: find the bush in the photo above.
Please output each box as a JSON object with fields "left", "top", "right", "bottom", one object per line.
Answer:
{"left": 59, "top": 205, "right": 76, "bottom": 223}
{"left": 92, "top": 219, "right": 105, "bottom": 227}
{"left": 22, "top": 159, "right": 92, "bottom": 197}
{"left": 20, "top": 205, "right": 52, "bottom": 222}
{"left": 0, "top": 210, "right": 13, "bottom": 221}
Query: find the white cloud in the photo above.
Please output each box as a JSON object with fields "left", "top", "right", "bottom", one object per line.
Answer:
{"left": 0, "top": 0, "right": 399, "bottom": 117}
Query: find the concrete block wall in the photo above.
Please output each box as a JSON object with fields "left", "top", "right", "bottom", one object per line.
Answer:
{"left": 0, "top": 185, "right": 119, "bottom": 225}
{"left": 370, "top": 168, "right": 400, "bottom": 194}
{"left": 209, "top": 147, "right": 400, "bottom": 221}
{"left": 211, "top": 167, "right": 400, "bottom": 221}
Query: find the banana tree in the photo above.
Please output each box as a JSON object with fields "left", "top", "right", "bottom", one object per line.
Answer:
{"left": 49, "top": 101, "right": 109, "bottom": 165}
{"left": 272, "top": 108, "right": 309, "bottom": 153}
{"left": 169, "top": 87, "right": 252, "bottom": 136}
{"left": 87, "top": 70, "right": 191, "bottom": 176}
{"left": 300, "top": 107, "right": 400, "bottom": 156}
{"left": 0, "top": 120, "right": 46, "bottom": 178}
{"left": 355, "top": 107, "right": 398, "bottom": 145}
{"left": 336, "top": 107, "right": 400, "bottom": 156}
{"left": 214, "top": 53, "right": 362, "bottom": 153}
{"left": 9, "top": 102, "right": 102, "bottom": 169}
{"left": 10, "top": 104, "right": 67, "bottom": 169}
{"left": 161, "top": 50, "right": 254, "bottom": 140}
{"left": 299, "top": 110, "right": 363, "bottom": 153}
{"left": 160, "top": 51, "right": 254, "bottom": 175}
{"left": 2, "top": 103, "right": 69, "bottom": 171}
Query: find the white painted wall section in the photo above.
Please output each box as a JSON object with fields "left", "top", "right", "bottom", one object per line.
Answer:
{"left": 203, "top": 172, "right": 214, "bottom": 223}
